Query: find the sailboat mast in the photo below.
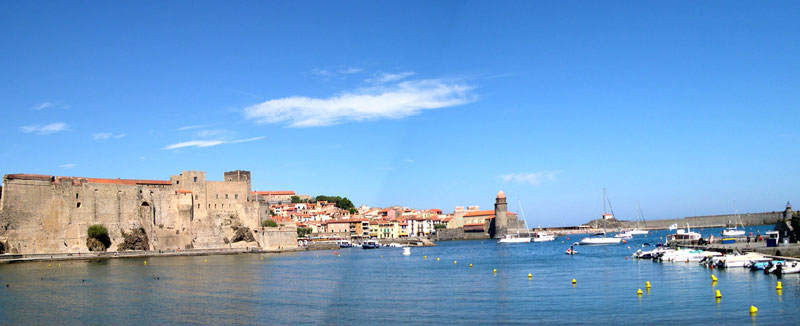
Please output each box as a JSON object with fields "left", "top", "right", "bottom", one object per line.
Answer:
{"left": 517, "top": 198, "right": 531, "bottom": 237}
{"left": 602, "top": 188, "right": 607, "bottom": 235}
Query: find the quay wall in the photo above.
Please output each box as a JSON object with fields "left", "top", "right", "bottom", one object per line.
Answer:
{"left": 618, "top": 212, "right": 783, "bottom": 229}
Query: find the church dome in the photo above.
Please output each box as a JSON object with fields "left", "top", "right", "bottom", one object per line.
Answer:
{"left": 497, "top": 190, "right": 506, "bottom": 199}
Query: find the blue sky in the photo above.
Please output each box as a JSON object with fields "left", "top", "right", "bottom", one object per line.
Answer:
{"left": 2, "top": 1, "right": 799, "bottom": 226}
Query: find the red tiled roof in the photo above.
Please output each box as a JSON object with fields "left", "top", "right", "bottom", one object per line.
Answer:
{"left": 177, "top": 189, "right": 192, "bottom": 194}
{"left": 464, "top": 210, "right": 495, "bottom": 217}
{"left": 252, "top": 191, "right": 295, "bottom": 196}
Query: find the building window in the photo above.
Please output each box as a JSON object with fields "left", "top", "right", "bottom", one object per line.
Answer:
{"left": 214, "top": 204, "right": 217, "bottom": 209}
{"left": 197, "top": 204, "right": 200, "bottom": 208}
{"left": 222, "top": 204, "right": 224, "bottom": 209}
{"left": 176, "top": 180, "right": 180, "bottom": 185}
{"left": 76, "top": 193, "right": 79, "bottom": 199}
{"left": 194, "top": 176, "right": 197, "bottom": 182}
{"left": 195, "top": 195, "right": 198, "bottom": 200}
{"left": 235, "top": 194, "right": 238, "bottom": 199}
{"left": 216, "top": 194, "right": 219, "bottom": 199}
{"left": 226, "top": 194, "right": 229, "bottom": 199}
{"left": 76, "top": 202, "right": 81, "bottom": 208}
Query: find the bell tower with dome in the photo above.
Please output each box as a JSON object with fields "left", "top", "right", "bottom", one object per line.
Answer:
{"left": 493, "top": 190, "right": 508, "bottom": 238}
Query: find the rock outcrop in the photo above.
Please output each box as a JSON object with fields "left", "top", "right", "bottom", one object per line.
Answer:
{"left": 86, "top": 237, "right": 107, "bottom": 251}
{"left": 231, "top": 225, "right": 255, "bottom": 243}
{"left": 117, "top": 227, "right": 150, "bottom": 251}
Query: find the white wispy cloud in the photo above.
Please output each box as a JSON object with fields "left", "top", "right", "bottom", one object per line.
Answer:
{"left": 501, "top": 171, "right": 560, "bottom": 186}
{"left": 164, "top": 137, "right": 264, "bottom": 150}
{"left": 174, "top": 125, "right": 205, "bottom": 131}
{"left": 92, "top": 132, "right": 126, "bottom": 140}
{"left": 197, "top": 129, "right": 229, "bottom": 137}
{"left": 366, "top": 72, "right": 415, "bottom": 84}
{"left": 312, "top": 66, "right": 363, "bottom": 77}
{"left": 19, "top": 122, "right": 68, "bottom": 135}
{"left": 32, "top": 102, "right": 54, "bottom": 111}
{"left": 59, "top": 163, "right": 76, "bottom": 169}
{"left": 243, "top": 78, "right": 474, "bottom": 127}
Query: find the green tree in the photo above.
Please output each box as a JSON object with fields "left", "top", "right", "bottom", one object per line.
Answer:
{"left": 434, "top": 224, "right": 447, "bottom": 229}
{"left": 262, "top": 219, "right": 278, "bottom": 227}
{"left": 291, "top": 195, "right": 301, "bottom": 203}
{"left": 349, "top": 208, "right": 358, "bottom": 215}
{"left": 87, "top": 224, "right": 111, "bottom": 248}
{"left": 296, "top": 227, "right": 312, "bottom": 237}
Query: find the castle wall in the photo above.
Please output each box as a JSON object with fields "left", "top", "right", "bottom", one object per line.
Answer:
{"left": 0, "top": 171, "right": 293, "bottom": 254}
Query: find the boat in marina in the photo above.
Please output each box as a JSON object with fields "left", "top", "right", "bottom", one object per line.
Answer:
{"left": 579, "top": 189, "right": 621, "bottom": 245}
{"left": 667, "top": 224, "right": 701, "bottom": 242}
{"left": 721, "top": 201, "right": 746, "bottom": 237}
{"left": 361, "top": 240, "right": 380, "bottom": 249}
{"left": 614, "top": 232, "right": 633, "bottom": 239}
{"left": 532, "top": 230, "right": 556, "bottom": 242}
{"left": 402, "top": 247, "right": 411, "bottom": 256}
{"left": 709, "top": 252, "right": 770, "bottom": 268}
{"left": 627, "top": 201, "right": 649, "bottom": 235}
{"left": 565, "top": 247, "right": 578, "bottom": 255}
{"left": 498, "top": 199, "right": 532, "bottom": 244}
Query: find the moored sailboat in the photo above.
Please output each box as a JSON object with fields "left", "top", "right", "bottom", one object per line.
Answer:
{"left": 579, "top": 189, "right": 622, "bottom": 245}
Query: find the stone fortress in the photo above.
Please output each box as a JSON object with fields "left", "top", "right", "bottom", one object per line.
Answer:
{"left": 0, "top": 170, "right": 296, "bottom": 254}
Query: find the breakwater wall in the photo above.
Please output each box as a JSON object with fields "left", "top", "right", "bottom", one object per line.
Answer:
{"left": 435, "top": 228, "right": 490, "bottom": 241}
{"left": 618, "top": 211, "right": 783, "bottom": 229}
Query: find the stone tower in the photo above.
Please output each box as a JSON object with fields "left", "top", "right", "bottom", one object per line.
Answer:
{"left": 784, "top": 201, "right": 793, "bottom": 220}
{"left": 494, "top": 190, "right": 508, "bottom": 238}
{"left": 224, "top": 170, "right": 252, "bottom": 194}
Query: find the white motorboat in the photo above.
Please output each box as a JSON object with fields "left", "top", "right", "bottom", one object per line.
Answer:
{"left": 402, "top": 247, "right": 411, "bottom": 256}
{"left": 565, "top": 248, "right": 578, "bottom": 255}
{"left": 498, "top": 234, "right": 531, "bottom": 243}
{"left": 710, "top": 253, "right": 768, "bottom": 268}
{"left": 579, "top": 189, "right": 622, "bottom": 246}
{"left": 532, "top": 230, "right": 556, "bottom": 242}
{"left": 775, "top": 261, "right": 800, "bottom": 274}
{"left": 614, "top": 232, "right": 633, "bottom": 239}
{"left": 668, "top": 224, "right": 701, "bottom": 242}
{"left": 628, "top": 229, "right": 649, "bottom": 235}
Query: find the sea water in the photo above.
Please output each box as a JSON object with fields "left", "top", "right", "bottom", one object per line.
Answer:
{"left": 0, "top": 226, "right": 796, "bottom": 325}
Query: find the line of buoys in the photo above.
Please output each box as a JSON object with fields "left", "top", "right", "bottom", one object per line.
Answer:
{"left": 749, "top": 305, "right": 758, "bottom": 314}
{"left": 776, "top": 281, "right": 782, "bottom": 290}
{"left": 715, "top": 290, "right": 722, "bottom": 299}
{"left": 637, "top": 288, "right": 643, "bottom": 295}
{"left": 645, "top": 281, "right": 651, "bottom": 289}
{"left": 710, "top": 275, "right": 718, "bottom": 282}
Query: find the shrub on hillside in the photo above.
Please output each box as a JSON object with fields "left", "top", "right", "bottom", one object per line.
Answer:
{"left": 262, "top": 219, "right": 278, "bottom": 227}
{"left": 87, "top": 224, "right": 111, "bottom": 250}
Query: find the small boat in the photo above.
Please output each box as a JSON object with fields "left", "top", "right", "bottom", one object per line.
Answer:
{"left": 668, "top": 225, "right": 701, "bottom": 242}
{"left": 721, "top": 201, "right": 746, "bottom": 237}
{"left": 532, "top": 231, "right": 555, "bottom": 242}
{"left": 579, "top": 189, "right": 622, "bottom": 246}
{"left": 614, "top": 232, "right": 633, "bottom": 239}
{"left": 402, "top": 247, "right": 411, "bottom": 256}
{"left": 774, "top": 261, "right": 800, "bottom": 274}
{"left": 627, "top": 229, "right": 649, "bottom": 235}
{"left": 361, "top": 240, "right": 380, "bottom": 249}
{"left": 337, "top": 240, "right": 352, "bottom": 248}
{"left": 565, "top": 248, "right": 578, "bottom": 255}
{"left": 751, "top": 260, "right": 785, "bottom": 271}
{"left": 627, "top": 201, "right": 649, "bottom": 235}
{"left": 498, "top": 234, "right": 531, "bottom": 243}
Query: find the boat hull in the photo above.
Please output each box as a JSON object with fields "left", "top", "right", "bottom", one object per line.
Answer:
{"left": 579, "top": 237, "right": 621, "bottom": 245}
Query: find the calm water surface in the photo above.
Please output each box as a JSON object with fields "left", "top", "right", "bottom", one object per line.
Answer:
{"left": 1, "top": 226, "right": 797, "bottom": 325}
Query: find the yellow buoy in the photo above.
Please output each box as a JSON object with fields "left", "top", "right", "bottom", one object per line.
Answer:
{"left": 710, "top": 275, "right": 718, "bottom": 282}
{"left": 144, "top": 261, "right": 147, "bottom": 265}
{"left": 645, "top": 281, "right": 651, "bottom": 289}
{"left": 637, "top": 289, "right": 643, "bottom": 295}
{"left": 572, "top": 278, "right": 577, "bottom": 284}
{"left": 338, "top": 254, "right": 341, "bottom": 257}
{"left": 469, "top": 264, "right": 473, "bottom": 268}
{"left": 58, "top": 263, "right": 61, "bottom": 267}
{"left": 380, "top": 255, "right": 383, "bottom": 258}
{"left": 776, "top": 281, "right": 783, "bottom": 290}
{"left": 48, "top": 264, "right": 51, "bottom": 267}
{"left": 777, "top": 289, "right": 782, "bottom": 296}
{"left": 424, "top": 255, "right": 427, "bottom": 259}
{"left": 528, "top": 273, "right": 532, "bottom": 279}
{"left": 715, "top": 290, "right": 722, "bottom": 298}
{"left": 436, "top": 257, "right": 440, "bottom": 261}
{"left": 749, "top": 305, "right": 757, "bottom": 314}
{"left": 204, "top": 259, "right": 207, "bottom": 263}
{"left": 493, "top": 269, "right": 497, "bottom": 274}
